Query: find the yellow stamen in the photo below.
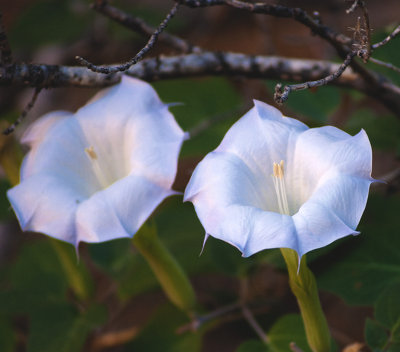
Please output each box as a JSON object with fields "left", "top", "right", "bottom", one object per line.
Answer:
{"left": 85, "top": 146, "right": 109, "bottom": 189}
{"left": 272, "top": 160, "right": 290, "bottom": 215}
{"left": 85, "top": 146, "right": 98, "bottom": 160}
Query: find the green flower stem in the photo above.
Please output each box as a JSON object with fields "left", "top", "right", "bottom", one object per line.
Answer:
{"left": 281, "top": 248, "right": 331, "bottom": 352}
{"left": 51, "top": 239, "right": 93, "bottom": 301}
{"left": 133, "top": 224, "right": 196, "bottom": 317}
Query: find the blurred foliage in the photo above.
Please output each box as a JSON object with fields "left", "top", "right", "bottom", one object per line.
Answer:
{"left": 365, "top": 282, "right": 400, "bottom": 351}
{"left": 9, "top": 0, "right": 93, "bottom": 50}
{"left": 317, "top": 194, "right": 400, "bottom": 305}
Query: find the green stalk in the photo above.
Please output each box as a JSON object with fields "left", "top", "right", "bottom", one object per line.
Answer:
{"left": 281, "top": 248, "right": 331, "bottom": 352}
{"left": 51, "top": 239, "right": 93, "bottom": 301}
{"left": 132, "top": 223, "right": 196, "bottom": 317}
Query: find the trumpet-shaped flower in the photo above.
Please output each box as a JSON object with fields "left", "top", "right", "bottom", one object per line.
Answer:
{"left": 184, "top": 101, "right": 374, "bottom": 258}
{"left": 8, "top": 76, "right": 185, "bottom": 246}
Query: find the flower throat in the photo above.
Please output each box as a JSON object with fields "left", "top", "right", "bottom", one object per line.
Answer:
{"left": 272, "top": 160, "right": 290, "bottom": 215}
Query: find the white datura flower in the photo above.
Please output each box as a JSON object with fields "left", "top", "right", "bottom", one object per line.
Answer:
{"left": 8, "top": 76, "right": 185, "bottom": 246}
{"left": 184, "top": 101, "right": 374, "bottom": 259}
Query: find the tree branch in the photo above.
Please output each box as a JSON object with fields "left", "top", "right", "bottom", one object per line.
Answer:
{"left": 92, "top": 0, "right": 200, "bottom": 54}
{"left": 2, "top": 51, "right": 400, "bottom": 116}
{"left": 372, "top": 24, "right": 400, "bottom": 50}
{"left": 274, "top": 52, "right": 357, "bottom": 104}
{"left": 177, "top": 0, "right": 400, "bottom": 118}
{"left": 76, "top": 3, "right": 180, "bottom": 73}
{"left": 3, "top": 88, "right": 42, "bottom": 135}
{"left": 0, "top": 52, "right": 360, "bottom": 88}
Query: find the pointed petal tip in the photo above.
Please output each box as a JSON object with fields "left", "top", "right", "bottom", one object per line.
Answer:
{"left": 165, "top": 102, "right": 184, "bottom": 108}
{"left": 199, "top": 233, "right": 209, "bottom": 257}
{"left": 252, "top": 99, "right": 283, "bottom": 119}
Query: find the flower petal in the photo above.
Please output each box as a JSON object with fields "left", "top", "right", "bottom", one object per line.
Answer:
{"left": 215, "top": 101, "right": 307, "bottom": 183}
{"left": 75, "top": 76, "right": 185, "bottom": 188}
{"left": 76, "top": 173, "right": 175, "bottom": 244}
{"left": 287, "top": 128, "right": 372, "bottom": 211}
{"left": 7, "top": 174, "right": 80, "bottom": 244}
{"left": 19, "top": 116, "right": 98, "bottom": 195}
{"left": 185, "top": 101, "right": 373, "bottom": 258}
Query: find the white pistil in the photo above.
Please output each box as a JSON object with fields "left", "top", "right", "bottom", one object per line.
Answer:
{"left": 272, "top": 160, "right": 290, "bottom": 215}
{"left": 85, "top": 146, "right": 109, "bottom": 189}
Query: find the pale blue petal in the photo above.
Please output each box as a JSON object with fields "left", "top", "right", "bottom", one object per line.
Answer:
{"left": 7, "top": 174, "right": 80, "bottom": 244}
{"left": 292, "top": 201, "right": 359, "bottom": 258}
{"left": 75, "top": 76, "right": 185, "bottom": 188}
{"left": 20, "top": 117, "right": 98, "bottom": 195}
{"left": 219, "top": 205, "right": 297, "bottom": 257}
{"left": 76, "top": 173, "right": 175, "bottom": 244}
{"left": 287, "top": 128, "right": 372, "bottom": 211}
{"left": 21, "top": 110, "right": 72, "bottom": 147}
{"left": 299, "top": 173, "right": 373, "bottom": 232}
{"left": 215, "top": 101, "right": 308, "bottom": 185}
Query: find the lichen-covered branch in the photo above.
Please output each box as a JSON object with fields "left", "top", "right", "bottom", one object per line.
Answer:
{"left": 0, "top": 52, "right": 360, "bottom": 88}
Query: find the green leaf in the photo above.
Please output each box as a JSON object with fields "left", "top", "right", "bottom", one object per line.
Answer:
{"left": 365, "top": 282, "right": 400, "bottom": 351}
{"left": 0, "top": 241, "right": 68, "bottom": 315}
{"left": 317, "top": 194, "right": 400, "bottom": 305}
{"left": 236, "top": 340, "right": 269, "bottom": 352}
{"left": 365, "top": 318, "right": 390, "bottom": 351}
{"left": 267, "top": 314, "right": 311, "bottom": 352}
{"left": 375, "top": 282, "right": 400, "bottom": 328}
{"left": 0, "top": 316, "right": 15, "bottom": 352}
{"left": 27, "top": 303, "right": 106, "bottom": 352}
{"left": 125, "top": 304, "right": 202, "bottom": 352}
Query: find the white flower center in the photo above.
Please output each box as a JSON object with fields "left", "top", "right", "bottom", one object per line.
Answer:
{"left": 272, "top": 160, "right": 290, "bottom": 215}
{"left": 85, "top": 146, "right": 110, "bottom": 189}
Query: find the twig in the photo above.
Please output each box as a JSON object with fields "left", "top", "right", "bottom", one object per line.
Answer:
{"left": 289, "top": 342, "right": 304, "bottom": 352}
{"left": 177, "top": 0, "right": 353, "bottom": 50}
{"left": 372, "top": 25, "right": 400, "bottom": 50}
{"left": 0, "top": 12, "right": 12, "bottom": 65}
{"left": 274, "top": 52, "right": 357, "bottom": 104}
{"left": 369, "top": 57, "right": 400, "bottom": 74}
{"left": 346, "top": 0, "right": 360, "bottom": 14}
{"left": 92, "top": 1, "right": 200, "bottom": 54}
{"left": 176, "top": 302, "right": 241, "bottom": 333}
{"left": 3, "top": 88, "right": 42, "bottom": 135}
{"left": 241, "top": 305, "right": 269, "bottom": 344}
{"left": 76, "top": 3, "right": 180, "bottom": 73}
